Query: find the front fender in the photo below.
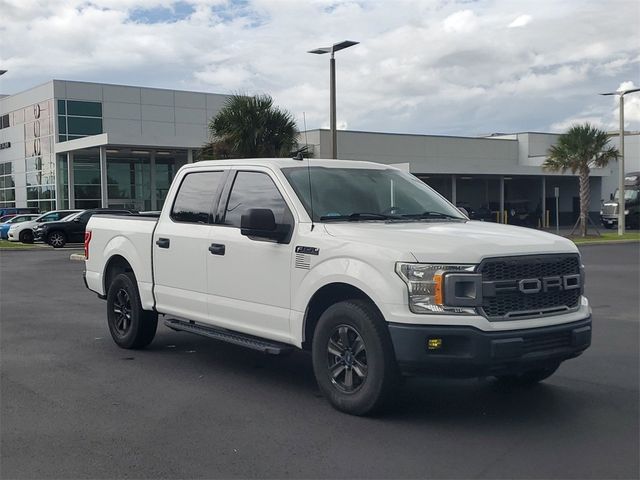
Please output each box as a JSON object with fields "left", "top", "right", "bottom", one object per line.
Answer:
{"left": 290, "top": 256, "right": 406, "bottom": 345}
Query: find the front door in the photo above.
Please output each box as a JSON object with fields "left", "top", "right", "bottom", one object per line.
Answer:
{"left": 206, "top": 169, "right": 295, "bottom": 343}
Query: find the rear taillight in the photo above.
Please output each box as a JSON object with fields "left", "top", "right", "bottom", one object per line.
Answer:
{"left": 84, "top": 230, "right": 92, "bottom": 260}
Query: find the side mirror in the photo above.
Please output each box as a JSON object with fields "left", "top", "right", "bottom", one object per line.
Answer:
{"left": 458, "top": 207, "right": 469, "bottom": 217}
{"left": 610, "top": 193, "right": 614, "bottom": 201}
{"left": 241, "top": 208, "right": 289, "bottom": 242}
{"left": 73, "top": 218, "right": 81, "bottom": 222}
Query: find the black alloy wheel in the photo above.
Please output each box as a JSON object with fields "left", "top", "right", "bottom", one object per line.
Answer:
{"left": 312, "top": 299, "right": 399, "bottom": 416}
{"left": 106, "top": 272, "right": 158, "bottom": 349}
{"left": 327, "top": 325, "right": 368, "bottom": 393}
{"left": 111, "top": 288, "right": 133, "bottom": 338}
{"left": 20, "top": 230, "right": 34, "bottom": 243}
{"left": 47, "top": 231, "right": 67, "bottom": 248}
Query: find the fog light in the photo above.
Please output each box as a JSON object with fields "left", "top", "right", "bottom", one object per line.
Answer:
{"left": 427, "top": 338, "right": 442, "bottom": 350}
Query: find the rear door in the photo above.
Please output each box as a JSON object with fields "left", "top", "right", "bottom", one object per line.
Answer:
{"left": 205, "top": 168, "right": 295, "bottom": 342}
{"left": 153, "top": 169, "right": 227, "bottom": 323}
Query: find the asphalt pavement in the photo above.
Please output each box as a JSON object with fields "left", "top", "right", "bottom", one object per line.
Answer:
{"left": 1, "top": 244, "right": 638, "bottom": 479}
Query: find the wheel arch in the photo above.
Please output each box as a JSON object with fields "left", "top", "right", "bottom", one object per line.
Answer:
{"left": 103, "top": 254, "right": 135, "bottom": 294}
{"left": 301, "top": 282, "right": 385, "bottom": 351}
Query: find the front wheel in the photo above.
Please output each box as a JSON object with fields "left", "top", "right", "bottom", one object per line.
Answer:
{"left": 312, "top": 300, "right": 399, "bottom": 416}
{"left": 47, "top": 231, "right": 67, "bottom": 248}
{"left": 19, "top": 230, "right": 34, "bottom": 243}
{"left": 106, "top": 272, "right": 158, "bottom": 349}
{"left": 494, "top": 363, "right": 560, "bottom": 386}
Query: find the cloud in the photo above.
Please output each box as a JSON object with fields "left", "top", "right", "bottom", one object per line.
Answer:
{"left": 0, "top": 0, "right": 638, "bottom": 137}
{"left": 442, "top": 9, "right": 478, "bottom": 34}
{"left": 508, "top": 14, "right": 532, "bottom": 28}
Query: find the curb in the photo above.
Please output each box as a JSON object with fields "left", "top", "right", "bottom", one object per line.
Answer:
{"left": 573, "top": 240, "right": 640, "bottom": 246}
{"left": 70, "top": 253, "right": 86, "bottom": 261}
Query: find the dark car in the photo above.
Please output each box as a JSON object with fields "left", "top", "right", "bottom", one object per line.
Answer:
{"left": 34, "top": 208, "right": 136, "bottom": 248}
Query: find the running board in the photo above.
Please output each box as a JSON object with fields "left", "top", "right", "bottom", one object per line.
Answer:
{"left": 164, "top": 318, "right": 294, "bottom": 355}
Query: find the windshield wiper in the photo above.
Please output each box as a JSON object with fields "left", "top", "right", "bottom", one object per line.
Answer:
{"left": 400, "top": 211, "right": 463, "bottom": 220}
{"left": 320, "top": 212, "right": 401, "bottom": 222}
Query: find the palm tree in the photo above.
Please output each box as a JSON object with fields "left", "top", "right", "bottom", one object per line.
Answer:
{"left": 202, "top": 94, "right": 298, "bottom": 159}
{"left": 543, "top": 123, "right": 619, "bottom": 237}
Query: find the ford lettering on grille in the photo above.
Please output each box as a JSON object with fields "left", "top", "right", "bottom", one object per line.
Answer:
{"left": 478, "top": 254, "right": 582, "bottom": 321}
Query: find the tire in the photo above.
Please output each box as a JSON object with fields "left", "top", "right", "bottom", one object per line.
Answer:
{"left": 494, "top": 363, "right": 560, "bottom": 387}
{"left": 106, "top": 272, "right": 158, "bottom": 349}
{"left": 47, "top": 231, "right": 67, "bottom": 248}
{"left": 311, "top": 299, "right": 399, "bottom": 416}
{"left": 19, "top": 230, "right": 34, "bottom": 244}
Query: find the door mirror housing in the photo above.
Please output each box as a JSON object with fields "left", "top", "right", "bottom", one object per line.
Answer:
{"left": 458, "top": 207, "right": 469, "bottom": 217}
{"left": 241, "top": 208, "right": 289, "bottom": 242}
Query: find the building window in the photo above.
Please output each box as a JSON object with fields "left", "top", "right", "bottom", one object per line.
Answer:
{"left": 0, "top": 114, "right": 9, "bottom": 129}
{"left": 57, "top": 100, "right": 103, "bottom": 142}
{"left": 0, "top": 162, "right": 15, "bottom": 207}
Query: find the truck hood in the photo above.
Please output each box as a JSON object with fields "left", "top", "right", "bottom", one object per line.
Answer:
{"left": 323, "top": 220, "right": 578, "bottom": 264}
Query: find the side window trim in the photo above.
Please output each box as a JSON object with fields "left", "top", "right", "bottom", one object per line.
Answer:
{"left": 169, "top": 169, "right": 228, "bottom": 225}
{"left": 218, "top": 169, "right": 293, "bottom": 228}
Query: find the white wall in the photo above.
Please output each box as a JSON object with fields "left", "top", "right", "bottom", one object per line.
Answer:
{"left": 53, "top": 80, "right": 230, "bottom": 148}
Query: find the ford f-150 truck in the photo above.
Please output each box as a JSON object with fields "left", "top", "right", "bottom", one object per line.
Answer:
{"left": 85, "top": 159, "right": 592, "bottom": 415}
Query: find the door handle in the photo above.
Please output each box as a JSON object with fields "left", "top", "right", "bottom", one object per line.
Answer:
{"left": 208, "top": 243, "right": 225, "bottom": 255}
{"left": 156, "top": 238, "right": 170, "bottom": 248}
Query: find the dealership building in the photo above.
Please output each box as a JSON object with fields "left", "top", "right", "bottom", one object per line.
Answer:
{"left": 0, "top": 79, "right": 637, "bottom": 225}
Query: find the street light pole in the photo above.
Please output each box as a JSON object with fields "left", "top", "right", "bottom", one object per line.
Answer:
{"left": 601, "top": 87, "right": 640, "bottom": 235}
{"left": 309, "top": 40, "right": 359, "bottom": 159}
{"left": 330, "top": 53, "right": 337, "bottom": 159}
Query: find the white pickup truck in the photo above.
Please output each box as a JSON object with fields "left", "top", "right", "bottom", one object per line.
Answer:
{"left": 85, "top": 158, "right": 592, "bottom": 415}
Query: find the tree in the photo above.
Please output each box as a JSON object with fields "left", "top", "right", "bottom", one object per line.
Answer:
{"left": 543, "top": 123, "right": 619, "bottom": 237}
{"left": 202, "top": 94, "right": 298, "bottom": 159}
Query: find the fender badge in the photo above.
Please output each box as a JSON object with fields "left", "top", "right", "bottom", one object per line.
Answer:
{"left": 295, "top": 246, "right": 319, "bottom": 255}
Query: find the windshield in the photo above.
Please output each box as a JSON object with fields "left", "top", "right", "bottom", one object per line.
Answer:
{"left": 613, "top": 189, "right": 639, "bottom": 202}
{"left": 62, "top": 211, "right": 85, "bottom": 221}
{"left": 282, "top": 167, "right": 465, "bottom": 222}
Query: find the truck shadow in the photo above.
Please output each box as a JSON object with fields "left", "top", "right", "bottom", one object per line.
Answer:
{"left": 147, "top": 326, "right": 591, "bottom": 427}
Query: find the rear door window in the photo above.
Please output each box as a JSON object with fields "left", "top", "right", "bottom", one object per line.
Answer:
{"left": 171, "top": 171, "right": 225, "bottom": 224}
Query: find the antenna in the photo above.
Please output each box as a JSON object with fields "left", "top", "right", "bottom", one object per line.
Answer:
{"left": 303, "top": 112, "right": 315, "bottom": 231}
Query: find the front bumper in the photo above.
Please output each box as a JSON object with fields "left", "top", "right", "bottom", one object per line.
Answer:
{"left": 388, "top": 316, "right": 591, "bottom": 377}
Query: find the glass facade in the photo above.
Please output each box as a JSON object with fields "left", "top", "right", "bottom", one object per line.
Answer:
{"left": 0, "top": 161, "right": 15, "bottom": 207}
{"left": 57, "top": 100, "right": 103, "bottom": 143}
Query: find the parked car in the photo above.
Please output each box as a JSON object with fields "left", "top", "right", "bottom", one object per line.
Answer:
{"left": 7, "top": 209, "right": 81, "bottom": 243}
{"left": 0, "top": 214, "right": 17, "bottom": 223}
{"left": 85, "top": 158, "right": 591, "bottom": 416}
{"left": 455, "top": 203, "right": 495, "bottom": 222}
{"left": 35, "top": 209, "right": 136, "bottom": 248}
{"left": 0, "top": 214, "right": 41, "bottom": 239}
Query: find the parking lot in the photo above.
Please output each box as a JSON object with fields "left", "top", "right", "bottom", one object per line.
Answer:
{"left": 1, "top": 243, "right": 638, "bottom": 479}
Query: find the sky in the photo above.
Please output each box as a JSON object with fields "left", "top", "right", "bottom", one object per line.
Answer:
{"left": 0, "top": 0, "right": 639, "bottom": 136}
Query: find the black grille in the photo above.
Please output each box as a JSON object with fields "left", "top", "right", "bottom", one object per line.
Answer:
{"left": 479, "top": 254, "right": 581, "bottom": 320}
{"left": 602, "top": 204, "right": 617, "bottom": 215}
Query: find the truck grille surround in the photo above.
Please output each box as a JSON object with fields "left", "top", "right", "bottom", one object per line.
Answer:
{"left": 602, "top": 204, "right": 618, "bottom": 215}
{"left": 477, "top": 254, "right": 582, "bottom": 321}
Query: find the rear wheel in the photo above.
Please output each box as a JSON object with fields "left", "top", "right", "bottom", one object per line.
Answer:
{"left": 47, "top": 231, "right": 67, "bottom": 248}
{"left": 19, "top": 230, "right": 34, "bottom": 243}
{"left": 494, "top": 363, "right": 560, "bottom": 386}
{"left": 106, "top": 272, "right": 157, "bottom": 349}
{"left": 312, "top": 300, "right": 399, "bottom": 416}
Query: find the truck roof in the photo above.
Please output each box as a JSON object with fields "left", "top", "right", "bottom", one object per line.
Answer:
{"left": 181, "top": 158, "right": 393, "bottom": 171}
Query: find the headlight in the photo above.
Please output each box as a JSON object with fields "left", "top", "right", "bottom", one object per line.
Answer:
{"left": 624, "top": 209, "right": 630, "bottom": 215}
{"left": 395, "top": 263, "right": 478, "bottom": 314}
